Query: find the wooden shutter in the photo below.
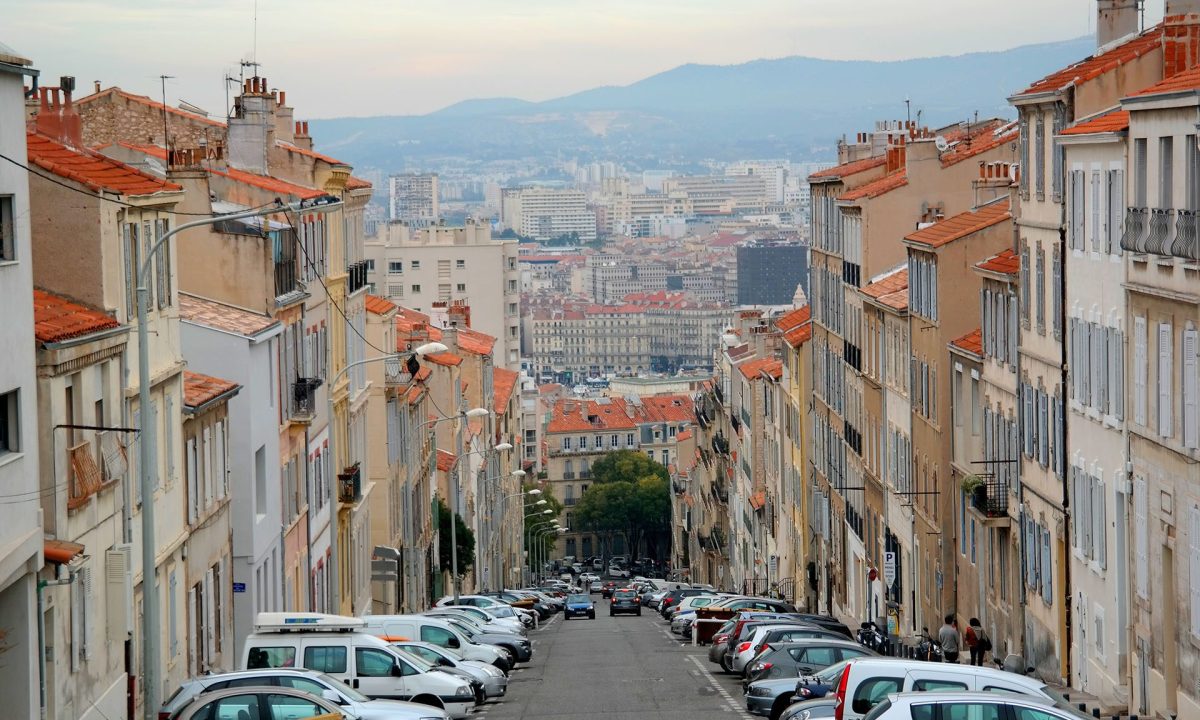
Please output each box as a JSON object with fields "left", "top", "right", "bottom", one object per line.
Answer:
{"left": 1037, "top": 390, "right": 1049, "bottom": 468}
{"left": 1159, "top": 322, "right": 1174, "bottom": 438}
{"left": 1135, "top": 476, "right": 1149, "bottom": 599}
{"left": 1108, "top": 169, "right": 1123, "bottom": 255}
{"left": 1184, "top": 328, "right": 1199, "bottom": 449}
{"left": 1041, "top": 524, "right": 1054, "bottom": 604}
{"left": 1071, "top": 467, "right": 1081, "bottom": 552}
{"left": 1081, "top": 471, "right": 1093, "bottom": 558}
{"left": 1072, "top": 170, "right": 1085, "bottom": 250}
{"left": 187, "top": 437, "right": 198, "bottom": 524}
{"left": 1134, "top": 317, "right": 1148, "bottom": 426}
{"left": 1023, "top": 384, "right": 1034, "bottom": 456}
{"left": 1115, "top": 329, "right": 1126, "bottom": 420}
{"left": 122, "top": 223, "right": 135, "bottom": 320}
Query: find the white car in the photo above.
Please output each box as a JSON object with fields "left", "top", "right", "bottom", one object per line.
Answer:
{"left": 608, "top": 565, "right": 630, "bottom": 578}
{"left": 579, "top": 572, "right": 600, "bottom": 583}
{"left": 863, "top": 691, "right": 1092, "bottom": 720}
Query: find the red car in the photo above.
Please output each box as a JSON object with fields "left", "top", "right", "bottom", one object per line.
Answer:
{"left": 601, "top": 581, "right": 618, "bottom": 598}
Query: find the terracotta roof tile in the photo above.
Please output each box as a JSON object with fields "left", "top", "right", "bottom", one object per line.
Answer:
{"left": 493, "top": 367, "right": 520, "bottom": 416}
{"left": 905, "top": 199, "right": 1011, "bottom": 248}
{"left": 33, "top": 289, "right": 121, "bottom": 344}
{"left": 394, "top": 307, "right": 444, "bottom": 346}
{"left": 639, "top": 395, "right": 696, "bottom": 423}
{"left": 738, "top": 357, "right": 782, "bottom": 380}
{"left": 346, "top": 176, "right": 373, "bottom": 190}
{"left": 183, "top": 370, "right": 240, "bottom": 410}
{"left": 27, "top": 132, "right": 181, "bottom": 196}
{"left": 456, "top": 327, "right": 496, "bottom": 356}
{"left": 547, "top": 398, "right": 639, "bottom": 433}
{"left": 1129, "top": 64, "right": 1200, "bottom": 98}
{"left": 808, "top": 155, "right": 886, "bottom": 181}
{"left": 939, "top": 125, "right": 1019, "bottom": 167}
{"left": 861, "top": 267, "right": 909, "bottom": 300}
{"left": 783, "top": 322, "right": 813, "bottom": 348}
{"left": 950, "top": 328, "right": 984, "bottom": 357}
{"left": 774, "top": 306, "right": 811, "bottom": 333}
{"left": 676, "top": 429, "right": 693, "bottom": 442}
{"left": 1013, "top": 25, "right": 1163, "bottom": 98}
{"left": 77, "top": 87, "right": 226, "bottom": 128}
{"left": 436, "top": 449, "right": 456, "bottom": 472}
{"left": 179, "top": 293, "right": 279, "bottom": 337}
{"left": 275, "top": 140, "right": 348, "bottom": 167}
{"left": 837, "top": 171, "right": 907, "bottom": 202}
{"left": 1060, "top": 108, "right": 1130, "bottom": 135}
{"left": 975, "top": 248, "right": 1020, "bottom": 276}
{"left": 209, "top": 165, "right": 324, "bottom": 200}
{"left": 365, "top": 295, "right": 397, "bottom": 315}
{"left": 425, "top": 352, "right": 463, "bottom": 367}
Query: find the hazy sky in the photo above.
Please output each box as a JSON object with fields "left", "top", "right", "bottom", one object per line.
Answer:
{"left": 5, "top": 0, "right": 1165, "bottom": 119}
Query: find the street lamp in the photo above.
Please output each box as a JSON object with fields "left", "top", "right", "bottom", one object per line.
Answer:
{"left": 325, "top": 340, "right": 446, "bottom": 613}
{"left": 526, "top": 517, "right": 558, "bottom": 583}
{"left": 446, "top": 419, "right": 496, "bottom": 603}
{"left": 135, "top": 196, "right": 340, "bottom": 719}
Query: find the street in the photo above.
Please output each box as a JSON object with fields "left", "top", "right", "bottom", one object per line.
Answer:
{"left": 479, "top": 606, "right": 755, "bottom": 720}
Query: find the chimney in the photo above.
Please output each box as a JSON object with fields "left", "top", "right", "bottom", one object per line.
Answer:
{"left": 59, "top": 77, "right": 82, "bottom": 148}
{"left": 227, "top": 75, "right": 273, "bottom": 173}
{"left": 294, "top": 120, "right": 313, "bottom": 151}
{"left": 1097, "top": 0, "right": 1138, "bottom": 47}
{"left": 1164, "top": 1, "right": 1200, "bottom": 77}
{"left": 448, "top": 300, "right": 472, "bottom": 329}
{"left": 274, "top": 88, "right": 295, "bottom": 144}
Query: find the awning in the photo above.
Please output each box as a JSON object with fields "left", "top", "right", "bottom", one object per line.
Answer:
{"left": 44, "top": 539, "right": 85, "bottom": 565}
{"left": 748, "top": 491, "right": 766, "bottom": 511}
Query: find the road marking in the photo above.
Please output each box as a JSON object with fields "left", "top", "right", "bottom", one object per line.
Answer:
{"left": 688, "top": 655, "right": 757, "bottom": 720}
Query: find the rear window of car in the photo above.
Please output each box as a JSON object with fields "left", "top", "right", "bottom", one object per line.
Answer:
{"left": 567, "top": 594, "right": 590, "bottom": 603}
{"left": 615, "top": 591, "right": 636, "bottom": 598}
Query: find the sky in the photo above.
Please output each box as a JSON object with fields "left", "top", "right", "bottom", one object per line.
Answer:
{"left": 5, "top": 0, "right": 1166, "bottom": 119}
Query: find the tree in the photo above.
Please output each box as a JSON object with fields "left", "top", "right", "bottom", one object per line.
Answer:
{"left": 590, "top": 449, "right": 669, "bottom": 485}
{"left": 436, "top": 498, "right": 475, "bottom": 574}
{"left": 575, "top": 451, "right": 671, "bottom": 562}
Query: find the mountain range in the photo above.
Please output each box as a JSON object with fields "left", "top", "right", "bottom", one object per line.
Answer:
{"left": 310, "top": 36, "right": 1095, "bottom": 172}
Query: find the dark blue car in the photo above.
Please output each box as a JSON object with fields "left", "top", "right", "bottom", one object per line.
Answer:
{"left": 564, "top": 593, "right": 595, "bottom": 620}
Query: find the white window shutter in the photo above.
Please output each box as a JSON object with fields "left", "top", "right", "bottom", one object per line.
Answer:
{"left": 1159, "top": 322, "right": 1174, "bottom": 438}
{"left": 1184, "top": 328, "right": 1198, "bottom": 449}
{"left": 1115, "top": 329, "right": 1126, "bottom": 420}
{"left": 1023, "top": 384, "right": 1034, "bottom": 456}
{"left": 1135, "top": 476, "right": 1149, "bottom": 599}
{"left": 1094, "top": 476, "right": 1107, "bottom": 570}
{"left": 1082, "top": 472, "right": 1093, "bottom": 559}
{"left": 1135, "top": 317, "right": 1148, "bottom": 426}
{"left": 1041, "top": 525, "right": 1054, "bottom": 604}
{"left": 1038, "top": 390, "right": 1049, "bottom": 468}
{"left": 186, "top": 437, "right": 198, "bottom": 524}
{"left": 1091, "top": 170, "right": 1101, "bottom": 252}
{"left": 1191, "top": 506, "right": 1200, "bottom": 637}
{"left": 1071, "top": 467, "right": 1081, "bottom": 552}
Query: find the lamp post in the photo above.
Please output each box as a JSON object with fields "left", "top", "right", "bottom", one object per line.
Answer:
{"left": 135, "top": 196, "right": 339, "bottom": 719}
{"left": 525, "top": 513, "right": 556, "bottom": 583}
{"left": 446, "top": 417, "right": 492, "bottom": 603}
{"left": 325, "top": 341, "right": 446, "bottom": 613}
{"left": 535, "top": 526, "right": 567, "bottom": 584}
{"left": 487, "top": 471, "right": 528, "bottom": 590}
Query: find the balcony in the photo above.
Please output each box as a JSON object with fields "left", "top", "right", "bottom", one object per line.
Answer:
{"left": 290, "top": 378, "right": 322, "bottom": 424}
{"left": 564, "top": 497, "right": 577, "bottom": 506}
{"left": 711, "top": 433, "right": 730, "bottom": 457}
{"left": 968, "top": 476, "right": 1009, "bottom": 525}
{"left": 1119, "top": 207, "right": 1148, "bottom": 254}
{"left": 1144, "top": 208, "right": 1174, "bottom": 255}
{"left": 347, "top": 259, "right": 370, "bottom": 294}
{"left": 712, "top": 480, "right": 729, "bottom": 504}
{"left": 709, "top": 527, "right": 726, "bottom": 554}
{"left": 562, "top": 472, "right": 576, "bottom": 480}
{"left": 67, "top": 441, "right": 104, "bottom": 511}
{"left": 338, "top": 462, "right": 362, "bottom": 504}
{"left": 672, "top": 478, "right": 687, "bottom": 495}
{"left": 579, "top": 469, "right": 591, "bottom": 479}
{"left": 1172, "top": 209, "right": 1198, "bottom": 260}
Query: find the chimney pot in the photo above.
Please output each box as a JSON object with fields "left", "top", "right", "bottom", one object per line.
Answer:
{"left": 261, "top": 77, "right": 267, "bottom": 92}
{"left": 244, "top": 79, "right": 251, "bottom": 93}
{"left": 279, "top": 90, "right": 286, "bottom": 106}
{"left": 272, "top": 90, "right": 278, "bottom": 102}
{"left": 50, "top": 87, "right": 60, "bottom": 108}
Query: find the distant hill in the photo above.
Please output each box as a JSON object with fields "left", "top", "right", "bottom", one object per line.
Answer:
{"left": 310, "top": 36, "right": 1093, "bottom": 171}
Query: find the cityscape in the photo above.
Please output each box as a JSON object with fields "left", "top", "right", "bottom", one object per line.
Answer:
{"left": 1, "top": 2, "right": 1199, "bottom": 719}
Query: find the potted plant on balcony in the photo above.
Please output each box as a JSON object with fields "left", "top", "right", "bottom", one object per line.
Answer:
{"left": 960, "top": 474, "right": 987, "bottom": 512}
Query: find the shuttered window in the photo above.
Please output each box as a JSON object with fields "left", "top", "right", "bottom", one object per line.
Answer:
{"left": 1184, "top": 328, "right": 1199, "bottom": 449}
{"left": 1093, "top": 475, "right": 1106, "bottom": 570}
{"left": 1020, "top": 115, "right": 1030, "bottom": 195}
{"left": 1035, "top": 113, "right": 1046, "bottom": 197}
{"left": 1071, "top": 170, "right": 1086, "bottom": 250}
{"left": 1134, "top": 476, "right": 1149, "bottom": 599}
{"left": 1035, "top": 246, "right": 1046, "bottom": 335}
{"left": 1051, "top": 247, "right": 1062, "bottom": 340}
{"left": 1020, "top": 244, "right": 1031, "bottom": 326}
{"left": 1107, "top": 169, "right": 1123, "bottom": 255}
{"left": 1134, "top": 317, "right": 1148, "bottom": 426}
{"left": 1159, "top": 322, "right": 1174, "bottom": 439}
{"left": 1190, "top": 506, "right": 1200, "bottom": 637}
{"left": 1041, "top": 524, "right": 1053, "bottom": 604}
{"left": 1091, "top": 170, "right": 1102, "bottom": 252}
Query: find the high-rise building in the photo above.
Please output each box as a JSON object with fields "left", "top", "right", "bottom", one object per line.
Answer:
{"left": 501, "top": 187, "right": 597, "bottom": 242}
{"left": 389, "top": 172, "right": 440, "bottom": 226}
{"left": 736, "top": 240, "right": 810, "bottom": 306}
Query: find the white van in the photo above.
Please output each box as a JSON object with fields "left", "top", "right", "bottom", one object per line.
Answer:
{"left": 362, "top": 614, "right": 508, "bottom": 669}
{"left": 241, "top": 612, "right": 475, "bottom": 719}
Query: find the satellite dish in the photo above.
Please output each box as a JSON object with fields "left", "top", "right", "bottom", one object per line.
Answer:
{"left": 934, "top": 136, "right": 949, "bottom": 152}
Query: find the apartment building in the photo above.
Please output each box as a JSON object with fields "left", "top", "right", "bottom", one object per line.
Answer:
{"left": 774, "top": 306, "right": 814, "bottom": 606}
{"left": 0, "top": 44, "right": 40, "bottom": 720}
{"left": 581, "top": 253, "right": 671, "bottom": 304}
{"left": 663, "top": 174, "right": 771, "bottom": 215}
{"left": 366, "top": 221, "right": 521, "bottom": 369}
{"left": 389, "top": 172, "right": 440, "bottom": 225}
{"left": 502, "top": 186, "right": 597, "bottom": 242}
{"left": 736, "top": 239, "right": 809, "bottom": 306}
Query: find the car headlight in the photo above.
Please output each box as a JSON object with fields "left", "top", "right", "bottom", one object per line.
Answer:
{"left": 454, "top": 685, "right": 475, "bottom": 699}
{"left": 747, "top": 686, "right": 773, "bottom": 697}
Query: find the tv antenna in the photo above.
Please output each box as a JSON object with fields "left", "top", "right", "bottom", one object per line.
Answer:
{"left": 159, "top": 74, "right": 175, "bottom": 149}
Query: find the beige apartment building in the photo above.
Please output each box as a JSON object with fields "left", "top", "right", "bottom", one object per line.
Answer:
{"left": 502, "top": 186, "right": 597, "bottom": 242}
{"left": 366, "top": 221, "right": 522, "bottom": 369}
{"left": 389, "top": 172, "right": 440, "bottom": 225}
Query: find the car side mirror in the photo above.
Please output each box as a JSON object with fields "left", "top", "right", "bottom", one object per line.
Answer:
{"left": 439, "top": 658, "right": 453, "bottom": 667}
{"left": 851, "top": 698, "right": 872, "bottom": 714}
{"left": 392, "top": 661, "right": 407, "bottom": 677}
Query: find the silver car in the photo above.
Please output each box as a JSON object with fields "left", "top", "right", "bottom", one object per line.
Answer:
{"left": 161, "top": 668, "right": 449, "bottom": 720}
{"left": 390, "top": 640, "right": 508, "bottom": 699}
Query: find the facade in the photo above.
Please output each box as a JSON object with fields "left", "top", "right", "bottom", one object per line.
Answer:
{"left": 736, "top": 240, "right": 809, "bottom": 306}
{"left": 389, "top": 172, "right": 440, "bottom": 225}
{"left": 0, "top": 44, "right": 41, "bottom": 720}
{"left": 502, "top": 187, "right": 597, "bottom": 242}
{"left": 365, "top": 221, "right": 521, "bottom": 369}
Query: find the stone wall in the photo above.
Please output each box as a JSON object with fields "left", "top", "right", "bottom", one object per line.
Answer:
{"left": 78, "top": 90, "right": 226, "bottom": 149}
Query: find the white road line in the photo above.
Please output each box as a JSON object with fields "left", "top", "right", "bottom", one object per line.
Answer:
{"left": 688, "top": 655, "right": 757, "bottom": 720}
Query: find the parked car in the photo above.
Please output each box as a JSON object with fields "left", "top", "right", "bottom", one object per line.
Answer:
{"left": 430, "top": 614, "right": 533, "bottom": 664}
{"left": 564, "top": 593, "right": 596, "bottom": 620}
{"left": 362, "top": 614, "right": 515, "bottom": 670}
{"left": 425, "top": 607, "right": 527, "bottom": 639}
{"left": 608, "top": 565, "right": 630, "bottom": 578}
{"left": 389, "top": 640, "right": 508, "bottom": 699}
{"left": 579, "top": 572, "right": 600, "bottom": 584}
{"left": 609, "top": 588, "right": 641, "bottom": 616}
{"left": 589, "top": 580, "right": 604, "bottom": 593}
{"left": 732, "top": 625, "right": 855, "bottom": 675}
{"left": 744, "top": 639, "right": 874, "bottom": 684}
{"left": 160, "top": 668, "right": 451, "bottom": 720}
{"left": 864, "top": 692, "right": 1093, "bottom": 720}
{"left": 434, "top": 595, "right": 534, "bottom": 630}
{"left": 658, "top": 587, "right": 709, "bottom": 616}
{"left": 427, "top": 605, "right": 526, "bottom": 636}
{"left": 166, "top": 684, "right": 372, "bottom": 720}
{"left": 777, "top": 697, "right": 838, "bottom": 720}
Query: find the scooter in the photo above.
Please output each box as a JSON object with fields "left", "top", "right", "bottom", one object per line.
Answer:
{"left": 856, "top": 621, "right": 886, "bottom": 652}
{"left": 914, "top": 627, "right": 943, "bottom": 662}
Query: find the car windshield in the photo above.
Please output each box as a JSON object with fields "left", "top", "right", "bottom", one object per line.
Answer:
{"left": 392, "top": 646, "right": 437, "bottom": 672}
{"left": 489, "top": 605, "right": 516, "bottom": 618}
{"left": 808, "top": 660, "right": 850, "bottom": 682}
{"left": 444, "top": 613, "right": 485, "bottom": 631}
{"left": 447, "top": 619, "right": 479, "bottom": 639}
{"left": 319, "top": 673, "right": 370, "bottom": 703}
{"left": 567, "top": 594, "right": 590, "bottom": 603}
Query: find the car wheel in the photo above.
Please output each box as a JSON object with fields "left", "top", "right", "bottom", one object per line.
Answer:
{"left": 719, "top": 655, "right": 731, "bottom": 673}
{"left": 588, "top": 612, "right": 595, "bottom": 619}
{"left": 769, "top": 694, "right": 794, "bottom": 720}
{"left": 636, "top": 609, "right": 642, "bottom": 616}
{"left": 492, "top": 658, "right": 511, "bottom": 673}
{"left": 475, "top": 688, "right": 486, "bottom": 705}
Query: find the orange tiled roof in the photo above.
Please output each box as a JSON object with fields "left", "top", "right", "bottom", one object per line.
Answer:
{"left": 179, "top": 293, "right": 278, "bottom": 337}
{"left": 1013, "top": 25, "right": 1163, "bottom": 98}
{"left": 425, "top": 352, "right": 463, "bottom": 367}
{"left": 939, "top": 125, "right": 1019, "bottom": 167}
{"left": 676, "top": 429, "right": 693, "bottom": 442}
{"left": 639, "top": 395, "right": 696, "bottom": 423}
{"left": 808, "top": 155, "right": 886, "bottom": 181}
{"left": 394, "top": 307, "right": 445, "bottom": 345}
{"left": 493, "top": 367, "right": 519, "bottom": 416}
{"left": 183, "top": 370, "right": 240, "bottom": 410}
{"left": 738, "top": 357, "right": 781, "bottom": 380}
{"left": 27, "top": 132, "right": 181, "bottom": 196}
{"left": 774, "top": 306, "right": 811, "bottom": 333}
{"left": 436, "top": 449, "right": 456, "bottom": 472}
{"left": 837, "top": 171, "right": 907, "bottom": 202}
{"left": 346, "top": 176, "right": 373, "bottom": 190}
{"left": 905, "top": 199, "right": 1011, "bottom": 248}
{"left": 539, "top": 383, "right": 562, "bottom": 396}
{"left": 1129, "top": 64, "right": 1200, "bottom": 98}
{"left": 209, "top": 165, "right": 324, "bottom": 199}
{"left": 77, "top": 87, "right": 226, "bottom": 128}
{"left": 33, "top": 289, "right": 121, "bottom": 344}
{"left": 975, "top": 248, "right": 1020, "bottom": 276}
{"left": 950, "top": 328, "right": 984, "bottom": 357}
{"left": 365, "top": 295, "right": 397, "bottom": 315}
{"left": 1060, "top": 108, "right": 1130, "bottom": 135}
{"left": 548, "top": 398, "right": 639, "bottom": 433}
{"left": 456, "top": 327, "right": 496, "bottom": 356}
{"left": 783, "top": 322, "right": 813, "bottom": 348}
{"left": 276, "top": 140, "right": 348, "bottom": 167}
{"left": 862, "top": 267, "right": 909, "bottom": 311}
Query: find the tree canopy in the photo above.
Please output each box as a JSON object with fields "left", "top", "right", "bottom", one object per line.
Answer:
{"left": 436, "top": 498, "right": 475, "bottom": 574}
{"left": 590, "top": 449, "right": 669, "bottom": 485}
{"left": 574, "top": 450, "right": 670, "bottom": 560}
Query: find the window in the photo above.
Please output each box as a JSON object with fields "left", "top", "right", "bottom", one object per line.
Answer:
{"left": 1190, "top": 505, "right": 1200, "bottom": 637}
{"left": 456, "top": 283, "right": 466, "bottom": 292}
{"left": 1051, "top": 247, "right": 1061, "bottom": 340}
{"left": 938, "top": 703, "right": 1004, "bottom": 720}
{"left": 1160, "top": 136, "right": 1174, "bottom": 207}
{"left": 246, "top": 646, "right": 296, "bottom": 669}
{"left": 1134, "top": 316, "right": 1148, "bottom": 426}
{"left": 0, "top": 389, "right": 18, "bottom": 454}
{"left": 303, "top": 646, "right": 348, "bottom": 673}
{"left": 562, "top": 437, "right": 572, "bottom": 451}
{"left": 1184, "top": 328, "right": 1198, "bottom": 449}
{"left": 1090, "top": 170, "right": 1101, "bottom": 252}
{"left": 1035, "top": 245, "right": 1045, "bottom": 334}
{"left": 355, "top": 647, "right": 398, "bottom": 677}
{"left": 1070, "top": 170, "right": 1085, "bottom": 250}
{"left": 365, "top": 259, "right": 375, "bottom": 272}
{"left": 1134, "top": 475, "right": 1149, "bottom": 599}
{"left": 388, "top": 261, "right": 404, "bottom": 274}
{"left": 0, "top": 196, "right": 13, "bottom": 261}
{"left": 1189, "top": 135, "right": 1200, "bottom": 211}
{"left": 1019, "top": 243, "right": 1030, "bottom": 326}
{"left": 155, "top": 218, "right": 171, "bottom": 310}
{"left": 420, "top": 625, "right": 458, "bottom": 647}
{"left": 1034, "top": 113, "right": 1046, "bottom": 197}
{"left": 411, "top": 260, "right": 420, "bottom": 270}
{"left": 1134, "top": 138, "right": 1148, "bottom": 206}
{"left": 456, "top": 259, "right": 465, "bottom": 269}
{"left": 411, "top": 284, "right": 421, "bottom": 294}
{"left": 266, "top": 694, "right": 323, "bottom": 720}
{"left": 198, "top": 695, "right": 261, "bottom": 720}
{"left": 912, "top": 679, "right": 968, "bottom": 692}
{"left": 1107, "top": 169, "right": 1124, "bottom": 254}
{"left": 122, "top": 222, "right": 139, "bottom": 320}
{"left": 1159, "top": 322, "right": 1173, "bottom": 438}
{"left": 851, "top": 677, "right": 902, "bottom": 714}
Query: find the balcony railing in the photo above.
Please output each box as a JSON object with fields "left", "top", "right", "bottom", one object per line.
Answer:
{"left": 68, "top": 441, "right": 104, "bottom": 510}
{"left": 290, "top": 378, "right": 322, "bottom": 424}
{"left": 1172, "top": 209, "right": 1198, "bottom": 260}
{"left": 1119, "top": 207, "right": 1148, "bottom": 254}
{"left": 562, "top": 472, "right": 576, "bottom": 480}
{"left": 712, "top": 481, "right": 729, "bottom": 504}
{"left": 672, "top": 478, "right": 687, "bottom": 495}
{"left": 969, "top": 477, "right": 1008, "bottom": 517}
{"left": 564, "top": 497, "right": 577, "bottom": 506}
{"left": 709, "top": 527, "right": 726, "bottom": 554}
{"left": 347, "top": 259, "right": 370, "bottom": 294}
{"left": 1145, "top": 208, "right": 1174, "bottom": 255}
{"left": 338, "top": 462, "right": 362, "bottom": 503}
{"left": 579, "top": 470, "right": 591, "bottom": 479}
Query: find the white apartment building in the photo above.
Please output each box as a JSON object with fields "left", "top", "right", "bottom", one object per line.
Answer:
{"left": 502, "top": 186, "right": 597, "bottom": 242}
{"left": 389, "top": 172, "right": 440, "bottom": 226}
{"left": 726, "top": 161, "right": 788, "bottom": 203}
{"left": 0, "top": 44, "right": 44, "bottom": 719}
{"left": 366, "top": 221, "right": 521, "bottom": 369}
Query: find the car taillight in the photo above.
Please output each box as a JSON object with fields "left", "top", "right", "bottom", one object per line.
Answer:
{"left": 736, "top": 642, "right": 752, "bottom": 653}
{"left": 755, "top": 643, "right": 767, "bottom": 654}
{"left": 760, "top": 662, "right": 773, "bottom": 671}
{"left": 833, "top": 664, "right": 851, "bottom": 720}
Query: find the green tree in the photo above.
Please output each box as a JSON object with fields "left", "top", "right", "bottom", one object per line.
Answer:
{"left": 590, "top": 449, "right": 669, "bottom": 485}
{"left": 436, "top": 498, "right": 475, "bottom": 574}
{"left": 576, "top": 451, "right": 671, "bottom": 562}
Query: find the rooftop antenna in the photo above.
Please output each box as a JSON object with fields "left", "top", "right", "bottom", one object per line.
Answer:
{"left": 159, "top": 74, "right": 175, "bottom": 149}
{"left": 224, "top": 72, "right": 239, "bottom": 120}
{"left": 253, "top": 0, "right": 259, "bottom": 66}
{"left": 905, "top": 97, "right": 911, "bottom": 126}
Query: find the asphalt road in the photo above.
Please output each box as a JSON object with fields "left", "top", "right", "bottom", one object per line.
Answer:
{"left": 476, "top": 604, "right": 755, "bottom": 720}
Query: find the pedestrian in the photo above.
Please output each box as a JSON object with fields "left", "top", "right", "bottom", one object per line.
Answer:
{"left": 938, "top": 614, "right": 961, "bottom": 663}
{"left": 967, "top": 618, "right": 990, "bottom": 666}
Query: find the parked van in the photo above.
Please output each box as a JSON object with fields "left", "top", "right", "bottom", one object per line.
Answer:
{"left": 818, "top": 657, "right": 1084, "bottom": 720}
{"left": 240, "top": 613, "right": 475, "bottom": 719}
{"left": 362, "top": 614, "right": 512, "bottom": 669}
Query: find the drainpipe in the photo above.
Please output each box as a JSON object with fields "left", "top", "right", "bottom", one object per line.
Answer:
{"left": 38, "top": 571, "right": 75, "bottom": 720}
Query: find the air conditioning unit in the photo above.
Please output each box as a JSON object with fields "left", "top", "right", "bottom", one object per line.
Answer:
{"left": 105, "top": 544, "right": 133, "bottom": 639}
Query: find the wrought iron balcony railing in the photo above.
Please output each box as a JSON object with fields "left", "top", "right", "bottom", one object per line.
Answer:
{"left": 1119, "top": 207, "right": 1148, "bottom": 254}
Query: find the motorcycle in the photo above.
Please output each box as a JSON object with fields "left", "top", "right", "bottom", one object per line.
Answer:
{"left": 914, "top": 627, "right": 943, "bottom": 662}
{"left": 856, "top": 621, "right": 886, "bottom": 653}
